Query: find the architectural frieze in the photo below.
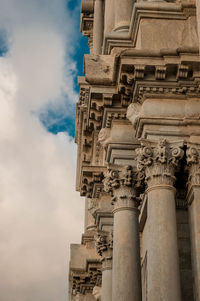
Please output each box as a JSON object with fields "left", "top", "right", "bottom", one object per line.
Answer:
{"left": 119, "top": 60, "right": 200, "bottom": 102}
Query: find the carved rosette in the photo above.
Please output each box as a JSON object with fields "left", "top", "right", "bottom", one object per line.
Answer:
{"left": 186, "top": 145, "right": 200, "bottom": 198}
{"left": 136, "top": 139, "right": 184, "bottom": 188}
{"left": 103, "top": 165, "right": 141, "bottom": 212}
{"left": 95, "top": 231, "right": 113, "bottom": 270}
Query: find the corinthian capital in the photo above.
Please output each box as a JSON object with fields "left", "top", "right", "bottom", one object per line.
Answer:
{"left": 103, "top": 165, "right": 141, "bottom": 211}
{"left": 103, "top": 165, "right": 136, "bottom": 193}
{"left": 186, "top": 145, "right": 200, "bottom": 194}
{"left": 136, "top": 139, "right": 184, "bottom": 187}
{"left": 95, "top": 231, "right": 113, "bottom": 257}
{"left": 186, "top": 145, "right": 200, "bottom": 165}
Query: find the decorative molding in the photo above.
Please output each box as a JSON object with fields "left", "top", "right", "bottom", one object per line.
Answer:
{"left": 118, "top": 62, "right": 197, "bottom": 102}
{"left": 71, "top": 261, "right": 102, "bottom": 296}
{"left": 127, "top": 102, "right": 142, "bottom": 129}
{"left": 98, "top": 128, "right": 111, "bottom": 147}
{"left": 155, "top": 66, "right": 167, "bottom": 80}
{"left": 80, "top": 166, "right": 106, "bottom": 198}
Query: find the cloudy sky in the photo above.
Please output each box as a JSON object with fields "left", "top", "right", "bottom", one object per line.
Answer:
{"left": 0, "top": 0, "right": 88, "bottom": 300}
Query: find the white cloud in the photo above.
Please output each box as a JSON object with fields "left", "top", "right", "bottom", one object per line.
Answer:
{"left": 0, "top": 1, "right": 84, "bottom": 300}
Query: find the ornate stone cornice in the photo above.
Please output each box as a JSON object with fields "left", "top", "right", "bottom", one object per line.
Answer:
{"left": 71, "top": 261, "right": 102, "bottom": 296}
{"left": 81, "top": 168, "right": 105, "bottom": 198}
{"left": 119, "top": 61, "right": 200, "bottom": 104}
{"left": 136, "top": 139, "right": 184, "bottom": 187}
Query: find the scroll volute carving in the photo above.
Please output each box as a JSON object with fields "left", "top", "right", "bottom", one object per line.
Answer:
{"left": 127, "top": 102, "right": 142, "bottom": 129}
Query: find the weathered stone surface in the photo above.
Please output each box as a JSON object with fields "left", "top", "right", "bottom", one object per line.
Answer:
{"left": 69, "top": 1, "right": 200, "bottom": 300}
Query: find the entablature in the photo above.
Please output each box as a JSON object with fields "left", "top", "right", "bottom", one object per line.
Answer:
{"left": 118, "top": 50, "right": 200, "bottom": 104}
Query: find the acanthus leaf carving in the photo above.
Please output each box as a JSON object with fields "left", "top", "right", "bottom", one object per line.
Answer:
{"left": 136, "top": 139, "right": 184, "bottom": 187}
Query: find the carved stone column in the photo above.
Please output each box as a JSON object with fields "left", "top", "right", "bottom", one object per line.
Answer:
{"left": 95, "top": 231, "right": 113, "bottom": 301}
{"left": 186, "top": 145, "right": 200, "bottom": 301}
{"left": 114, "top": 0, "right": 135, "bottom": 32}
{"left": 104, "top": 165, "right": 142, "bottom": 301}
{"left": 93, "top": 0, "right": 104, "bottom": 54}
{"left": 136, "top": 139, "right": 183, "bottom": 301}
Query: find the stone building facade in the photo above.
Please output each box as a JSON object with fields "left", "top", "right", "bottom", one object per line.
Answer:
{"left": 68, "top": 0, "right": 200, "bottom": 300}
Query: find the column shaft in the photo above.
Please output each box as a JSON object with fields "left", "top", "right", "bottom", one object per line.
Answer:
{"left": 104, "top": 165, "right": 142, "bottom": 301}
{"left": 147, "top": 186, "right": 181, "bottom": 301}
{"left": 112, "top": 206, "right": 142, "bottom": 301}
{"left": 93, "top": 0, "right": 104, "bottom": 54}
{"left": 102, "top": 268, "right": 112, "bottom": 301}
{"left": 114, "top": 0, "right": 135, "bottom": 31}
{"left": 188, "top": 187, "right": 200, "bottom": 301}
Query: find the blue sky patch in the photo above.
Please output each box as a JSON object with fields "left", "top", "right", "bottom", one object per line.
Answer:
{"left": 0, "top": 29, "right": 8, "bottom": 56}
{"left": 41, "top": 0, "right": 89, "bottom": 137}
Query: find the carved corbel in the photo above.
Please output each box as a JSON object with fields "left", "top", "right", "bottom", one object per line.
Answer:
{"left": 92, "top": 286, "right": 102, "bottom": 301}
{"left": 134, "top": 64, "right": 145, "bottom": 79}
{"left": 176, "top": 64, "right": 189, "bottom": 79}
{"left": 155, "top": 66, "right": 167, "bottom": 80}
{"left": 103, "top": 94, "right": 113, "bottom": 107}
{"left": 98, "top": 127, "right": 111, "bottom": 147}
{"left": 127, "top": 102, "right": 142, "bottom": 129}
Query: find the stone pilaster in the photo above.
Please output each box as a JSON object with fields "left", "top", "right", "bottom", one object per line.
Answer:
{"left": 186, "top": 145, "right": 200, "bottom": 301}
{"left": 104, "top": 0, "right": 115, "bottom": 34}
{"left": 136, "top": 139, "right": 183, "bottom": 301}
{"left": 104, "top": 165, "right": 142, "bottom": 301}
{"left": 114, "top": 0, "right": 135, "bottom": 32}
{"left": 93, "top": 0, "right": 104, "bottom": 54}
{"left": 196, "top": 0, "right": 200, "bottom": 52}
{"left": 95, "top": 231, "right": 113, "bottom": 301}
